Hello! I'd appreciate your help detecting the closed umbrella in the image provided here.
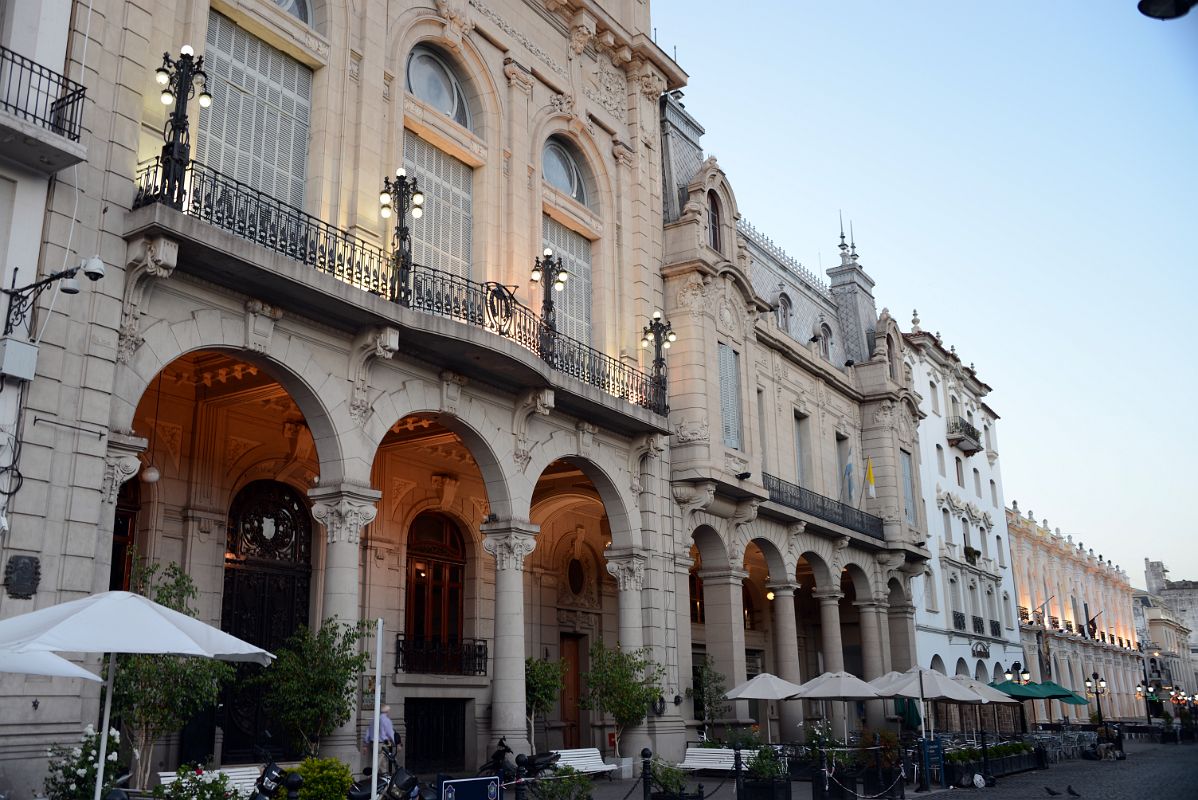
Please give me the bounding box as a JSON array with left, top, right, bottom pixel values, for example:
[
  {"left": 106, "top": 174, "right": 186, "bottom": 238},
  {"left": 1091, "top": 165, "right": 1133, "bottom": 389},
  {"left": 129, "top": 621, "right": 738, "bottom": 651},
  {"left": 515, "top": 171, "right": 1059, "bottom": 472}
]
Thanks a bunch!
[
  {"left": 0, "top": 591, "right": 273, "bottom": 800},
  {"left": 0, "top": 649, "right": 101, "bottom": 682},
  {"left": 724, "top": 673, "right": 806, "bottom": 742}
]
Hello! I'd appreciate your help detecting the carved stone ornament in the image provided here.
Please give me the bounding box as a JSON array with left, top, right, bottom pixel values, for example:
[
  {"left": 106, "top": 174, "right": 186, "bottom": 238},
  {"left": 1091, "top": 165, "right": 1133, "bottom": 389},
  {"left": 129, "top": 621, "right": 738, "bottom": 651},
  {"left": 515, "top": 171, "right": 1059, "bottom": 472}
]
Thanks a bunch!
[
  {"left": 676, "top": 272, "right": 712, "bottom": 318},
  {"left": 550, "top": 92, "right": 576, "bottom": 117},
  {"left": 440, "top": 370, "right": 467, "bottom": 414},
  {"left": 102, "top": 453, "right": 142, "bottom": 504},
  {"left": 576, "top": 420, "right": 597, "bottom": 453},
  {"left": 469, "top": 0, "right": 567, "bottom": 78},
  {"left": 513, "top": 388, "right": 553, "bottom": 473},
  {"left": 605, "top": 553, "right": 646, "bottom": 592},
  {"left": 569, "top": 10, "right": 596, "bottom": 55},
  {"left": 674, "top": 418, "right": 709, "bottom": 444},
  {"left": 503, "top": 58, "right": 533, "bottom": 94},
  {"left": 311, "top": 495, "right": 379, "bottom": 545},
  {"left": 434, "top": 0, "right": 475, "bottom": 50},
  {"left": 244, "top": 299, "right": 284, "bottom": 353},
  {"left": 349, "top": 326, "right": 400, "bottom": 425},
  {"left": 118, "top": 235, "right": 179, "bottom": 364},
  {"left": 672, "top": 480, "right": 716, "bottom": 521},
  {"left": 4, "top": 555, "right": 41, "bottom": 599},
  {"left": 483, "top": 531, "right": 536, "bottom": 571}
]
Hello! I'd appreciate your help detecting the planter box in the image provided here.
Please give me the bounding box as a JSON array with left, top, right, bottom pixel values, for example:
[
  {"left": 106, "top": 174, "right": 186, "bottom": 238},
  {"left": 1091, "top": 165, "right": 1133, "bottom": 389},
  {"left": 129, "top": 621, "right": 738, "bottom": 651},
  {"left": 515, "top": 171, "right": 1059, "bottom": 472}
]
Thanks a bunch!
[{"left": 743, "top": 779, "right": 792, "bottom": 800}]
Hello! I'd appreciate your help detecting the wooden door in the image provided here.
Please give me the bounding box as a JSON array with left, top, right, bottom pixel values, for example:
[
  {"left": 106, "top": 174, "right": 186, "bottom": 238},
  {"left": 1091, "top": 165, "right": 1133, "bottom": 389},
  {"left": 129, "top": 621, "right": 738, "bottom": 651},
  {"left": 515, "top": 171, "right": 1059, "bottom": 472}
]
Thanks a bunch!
[{"left": 560, "top": 635, "right": 581, "bottom": 748}]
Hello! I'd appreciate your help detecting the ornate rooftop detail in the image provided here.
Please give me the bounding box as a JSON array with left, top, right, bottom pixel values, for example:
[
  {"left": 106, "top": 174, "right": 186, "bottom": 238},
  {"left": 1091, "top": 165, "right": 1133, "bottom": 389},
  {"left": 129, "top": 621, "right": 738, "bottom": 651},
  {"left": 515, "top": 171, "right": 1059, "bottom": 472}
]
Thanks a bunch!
[{"left": 736, "top": 217, "right": 830, "bottom": 298}]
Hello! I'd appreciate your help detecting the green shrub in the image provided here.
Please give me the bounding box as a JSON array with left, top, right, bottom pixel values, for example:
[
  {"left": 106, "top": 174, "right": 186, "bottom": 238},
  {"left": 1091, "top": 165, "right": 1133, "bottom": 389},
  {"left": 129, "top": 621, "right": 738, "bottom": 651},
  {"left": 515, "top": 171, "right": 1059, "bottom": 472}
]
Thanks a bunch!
[
  {"left": 151, "top": 766, "right": 239, "bottom": 800},
  {"left": 532, "top": 766, "right": 592, "bottom": 800},
  {"left": 724, "top": 727, "right": 762, "bottom": 751},
  {"left": 296, "top": 757, "right": 354, "bottom": 800},
  {"left": 650, "top": 758, "right": 687, "bottom": 796},
  {"left": 746, "top": 746, "right": 785, "bottom": 780}
]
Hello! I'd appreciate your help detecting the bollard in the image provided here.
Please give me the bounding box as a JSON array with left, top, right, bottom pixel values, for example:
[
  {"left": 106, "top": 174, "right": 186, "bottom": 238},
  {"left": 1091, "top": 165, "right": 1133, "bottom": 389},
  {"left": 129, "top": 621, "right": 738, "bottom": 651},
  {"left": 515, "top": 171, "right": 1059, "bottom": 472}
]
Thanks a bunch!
[
  {"left": 515, "top": 754, "right": 528, "bottom": 800},
  {"left": 283, "top": 771, "right": 303, "bottom": 800},
  {"left": 733, "top": 745, "right": 743, "bottom": 799},
  {"left": 642, "top": 748, "right": 653, "bottom": 800}
]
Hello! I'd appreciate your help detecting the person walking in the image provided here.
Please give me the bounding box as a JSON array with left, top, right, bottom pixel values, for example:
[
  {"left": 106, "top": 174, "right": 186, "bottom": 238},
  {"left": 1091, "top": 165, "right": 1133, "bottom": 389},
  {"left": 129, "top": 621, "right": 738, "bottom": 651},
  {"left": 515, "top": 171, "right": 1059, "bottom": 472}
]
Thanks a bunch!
[{"left": 364, "top": 704, "right": 398, "bottom": 775}]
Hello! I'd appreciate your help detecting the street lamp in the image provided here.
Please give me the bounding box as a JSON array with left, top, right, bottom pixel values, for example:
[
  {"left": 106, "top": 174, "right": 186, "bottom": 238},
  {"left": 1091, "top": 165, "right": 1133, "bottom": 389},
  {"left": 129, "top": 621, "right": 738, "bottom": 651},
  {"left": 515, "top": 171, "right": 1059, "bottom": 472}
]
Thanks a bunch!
[
  {"left": 1004, "top": 662, "right": 1031, "bottom": 684},
  {"left": 1138, "top": 0, "right": 1198, "bottom": 19},
  {"left": 378, "top": 167, "right": 424, "bottom": 304},
  {"left": 155, "top": 45, "right": 212, "bottom": 208},
  {"left": 640, "top": 310, "right": 676, "bottom": 409},
  {"left": 531, "top": 248, "right": 568, "bottom": 361},
  {"left": 1085, "top": 672, "right": 1107, "bottom": 728}
]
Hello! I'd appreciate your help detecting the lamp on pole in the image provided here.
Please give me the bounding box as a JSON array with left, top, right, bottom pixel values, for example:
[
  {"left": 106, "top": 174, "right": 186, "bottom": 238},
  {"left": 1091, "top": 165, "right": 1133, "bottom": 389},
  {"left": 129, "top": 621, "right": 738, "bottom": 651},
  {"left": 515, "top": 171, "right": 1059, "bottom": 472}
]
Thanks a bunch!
[
  {"left": 379, "top": 168, "right": 424, "bottom": 304},
  {"left": 1085, "top": 672, "right": 1107, "bottom": 728},
  {"left": 640, "top": 310, "right": 676, "bottom": 408},
  {"left": 530, "top": 248, "right": 568, "bottom": 361},
  {"left": 154, "top": 45, "right": 212, "bottom": 208},
  {"left": 1005, "top": 662, "right": 1032, "bottom": 734}
]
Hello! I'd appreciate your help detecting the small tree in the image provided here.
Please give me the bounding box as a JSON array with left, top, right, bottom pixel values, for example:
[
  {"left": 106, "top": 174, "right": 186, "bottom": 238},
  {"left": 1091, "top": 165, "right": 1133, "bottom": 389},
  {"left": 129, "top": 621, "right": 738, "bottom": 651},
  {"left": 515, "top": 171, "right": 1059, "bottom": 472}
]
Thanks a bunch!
[
  {"left": 115, "top": 559, "right": 234, "bottom": 789},
  {"left": 686, "top": 656, "right": 728, "bottom": 739},
  {"left": 260, "top": 618, "right": 368, "bottom": 756},
  {"left": 580, "top": 642, "right": 664, "bottom": 758},
  {"left": 526, "top": 657, "right": 567, "bottom": 751}
]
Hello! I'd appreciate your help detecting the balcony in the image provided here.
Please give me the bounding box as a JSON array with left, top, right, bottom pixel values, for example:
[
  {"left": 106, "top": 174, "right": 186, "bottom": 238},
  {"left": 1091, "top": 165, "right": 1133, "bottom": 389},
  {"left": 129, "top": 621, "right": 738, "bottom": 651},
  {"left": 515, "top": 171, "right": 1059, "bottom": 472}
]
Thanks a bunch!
[
  {"left": 0, "top": 44, "right": 87, "bottom": 173},
  {"left": 953, "top": 611, "right": 966, "bottom": 631},
  {"left": 990, "top": 619, "right": 1002, "bottom": 637},
  {"left": 762, "top": 473, "right": 884, "bottom": 539},
  {"left": 1064, "top": 620, "right": 1074, "bottom": 633},
  {"left": 1018, "top": 605, "right": 1029, "bottom": 622},
  {"left": 972, "top": 615, "right": 985, "bottom": 635},
  {"left": 946, "top": 416, "right": 983, "bottom": 456},
  {"left": 130, "top": 157, "right": 667, "bottom": 427},
  {"left": 395, "top": 635, "right": 488, "bottom": 676}
]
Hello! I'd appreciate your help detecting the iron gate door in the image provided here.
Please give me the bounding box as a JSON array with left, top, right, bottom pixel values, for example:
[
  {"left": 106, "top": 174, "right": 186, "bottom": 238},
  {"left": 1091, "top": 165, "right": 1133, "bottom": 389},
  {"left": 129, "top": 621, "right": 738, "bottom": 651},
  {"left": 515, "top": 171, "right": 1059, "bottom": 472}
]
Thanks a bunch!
[{"left": 405, "top": 698, "right": 466, "bottom": 774}]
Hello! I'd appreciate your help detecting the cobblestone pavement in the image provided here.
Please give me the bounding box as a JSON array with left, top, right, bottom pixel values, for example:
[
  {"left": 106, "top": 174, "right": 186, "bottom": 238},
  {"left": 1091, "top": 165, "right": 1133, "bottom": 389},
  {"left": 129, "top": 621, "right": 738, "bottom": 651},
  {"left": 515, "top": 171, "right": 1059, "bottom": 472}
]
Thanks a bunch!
[{"left": 585, "top": 741, "right": 1198, "bottom": 800}]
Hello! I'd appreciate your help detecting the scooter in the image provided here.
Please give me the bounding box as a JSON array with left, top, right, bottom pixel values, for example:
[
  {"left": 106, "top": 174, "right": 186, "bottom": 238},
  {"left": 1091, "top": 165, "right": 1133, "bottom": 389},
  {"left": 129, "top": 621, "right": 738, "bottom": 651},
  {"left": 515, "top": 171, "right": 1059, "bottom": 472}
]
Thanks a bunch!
[
  {"left": 350, "top": 743, "right": 434, "bottom": 800},
  {"left": 476, "top": 738, "right": 516, "bottom": 782}
]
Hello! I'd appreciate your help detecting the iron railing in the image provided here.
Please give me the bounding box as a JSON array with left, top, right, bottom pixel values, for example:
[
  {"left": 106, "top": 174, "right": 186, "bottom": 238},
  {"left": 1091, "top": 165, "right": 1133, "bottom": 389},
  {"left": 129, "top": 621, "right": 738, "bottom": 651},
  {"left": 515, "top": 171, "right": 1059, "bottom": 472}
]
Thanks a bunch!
[
  {"left": 132, "top": 157, "right": 666, "bottom": 415},
  {"left": 395, "top": 635, "right": 488, "bottom": 676},
  {"left": 972, "top": 615, "right": 985, "bottom": 634},
  {"left": 762, "top": 473, "right": 884, "bottom": 539},
  {"left": 953, "top": 611, "right": 966, "bottom": 631},
  {"left": 0, "top": 44, "right": 86, "bottom": 141},
  {"left": 990, "top": 619, "right": 1002, "bottom": 637}
]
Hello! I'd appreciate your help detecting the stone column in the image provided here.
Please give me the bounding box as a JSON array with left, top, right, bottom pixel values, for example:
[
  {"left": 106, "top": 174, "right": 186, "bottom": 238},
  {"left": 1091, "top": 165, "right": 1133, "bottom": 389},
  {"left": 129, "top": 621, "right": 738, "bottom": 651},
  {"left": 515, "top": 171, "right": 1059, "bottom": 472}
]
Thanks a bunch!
[
  {"left": 856, "top": 601, "right": 886, "bottom": 729},
  {"left": 769, "top": 582, "right": 803, "bottom": 738},
  {"left": 814, "top": 588, "right": 845, "bottom": 734},
  {"left": 876, "top": 600, "right": 893, "bottom": 673},
  {"left": 309, "top": 482, "right": 381, "bottom": 767},
  {"left": 700, "top": 567, "right": 749, "bottom": 720},
  {"left": 887, "top": 603, "right": 917, "bottom": 672},
  {"left": 482, "top": 519, "right": 538, "bottom": 755},
  {"left": 608, "top": 549, "right": 650, "bottom": 755}
]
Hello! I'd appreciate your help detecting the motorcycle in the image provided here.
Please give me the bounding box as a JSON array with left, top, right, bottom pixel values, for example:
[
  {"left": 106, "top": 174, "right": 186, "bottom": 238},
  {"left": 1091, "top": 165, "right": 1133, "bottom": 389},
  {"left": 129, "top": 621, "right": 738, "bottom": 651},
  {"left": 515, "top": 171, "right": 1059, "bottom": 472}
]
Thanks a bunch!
[
  {"left": 350, "top": 742, "right": 435, "bottom": 800},
  {"left": 477, "top": 738, "right": 561, "bottom": 783}
]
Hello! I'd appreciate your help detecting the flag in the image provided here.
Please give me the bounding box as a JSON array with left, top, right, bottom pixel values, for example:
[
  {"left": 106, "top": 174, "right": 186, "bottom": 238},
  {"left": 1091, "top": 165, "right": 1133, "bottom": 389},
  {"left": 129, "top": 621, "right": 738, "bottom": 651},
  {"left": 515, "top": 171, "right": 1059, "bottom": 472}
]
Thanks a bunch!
[
  {"left": 865, "top": 458, "right": 876, "bottom": 499},
  {"left": 842, "top": 448, "right": 854, "bottom": 501}
]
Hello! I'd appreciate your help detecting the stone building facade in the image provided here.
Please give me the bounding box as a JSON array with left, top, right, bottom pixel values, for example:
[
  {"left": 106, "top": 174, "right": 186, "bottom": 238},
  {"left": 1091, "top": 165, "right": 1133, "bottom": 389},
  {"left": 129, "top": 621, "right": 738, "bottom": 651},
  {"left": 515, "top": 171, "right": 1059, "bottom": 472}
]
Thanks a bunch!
[
  {"left": 0, "top": 1, "right": 928, "bottom": 796},
  {"left": 1005, "top": 506, "right": 1142, "bottom": 723},
  {"left": 903, "top": 320, "right": 1022, "bottom": 686},
  {"left": 1133, "top": 588, "right": 1195, "bottom": 698},
  {"left": 1144, "top": 559, "right": 1198, "bottom": 689}
]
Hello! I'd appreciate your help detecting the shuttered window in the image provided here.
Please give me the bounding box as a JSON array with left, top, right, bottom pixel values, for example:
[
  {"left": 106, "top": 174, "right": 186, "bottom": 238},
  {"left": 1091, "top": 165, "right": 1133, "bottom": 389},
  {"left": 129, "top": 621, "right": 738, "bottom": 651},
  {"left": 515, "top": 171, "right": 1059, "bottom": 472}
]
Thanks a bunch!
[
  {"left": 405, "top": 132, "right": 473, "bottom": 280},
  {"left": 719, "top": 343, "right": 742, "bottom": 450},
  {"left": 198, "top": 12, "right": 311, "bottom": 209},
  {"left": 901, "top": 450, "right": 916, "bottom": 524},
  {"left": 542, "top": 215, "right": 592, "bottom": 346}
]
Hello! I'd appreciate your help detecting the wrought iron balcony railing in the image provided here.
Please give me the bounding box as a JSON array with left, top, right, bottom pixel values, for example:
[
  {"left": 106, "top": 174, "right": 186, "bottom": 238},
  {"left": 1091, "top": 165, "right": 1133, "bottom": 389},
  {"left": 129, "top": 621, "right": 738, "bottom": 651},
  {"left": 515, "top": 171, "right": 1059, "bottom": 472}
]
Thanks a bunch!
[
  {"left": 972, "top": 615, "right": 985, "bottom": 634},
  {"left": 132, "top": 157, "right": 666, "bottom": 415},
  {"left": 0, "top": 44, "right": 86, "bottom": 141},
  {"left": 953, "top": 611, "right": 966, "bottom": 631},
  {"left": 762, "top": 473, "right": 884, "bottom": 539},
  {"left": 990, "top": 619, "right": 1002, "bottom": 637},
  {"left": 1018, "top": 605, "right": 1030, "bottom": 621},
  {"left": 946, "top": 416, "right": 983, "bottom": 455},
  {"left": 395, "top": 634, "right": 488, "bottom": 676}
]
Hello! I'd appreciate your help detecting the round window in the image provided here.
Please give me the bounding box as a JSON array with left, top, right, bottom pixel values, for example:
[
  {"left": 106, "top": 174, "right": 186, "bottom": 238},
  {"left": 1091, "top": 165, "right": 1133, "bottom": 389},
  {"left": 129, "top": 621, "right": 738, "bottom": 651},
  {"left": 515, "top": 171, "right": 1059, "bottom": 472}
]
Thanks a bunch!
[
  {"left": 406, "top": 47, "right": 470, "bottom": 128},
  {"left": 542, "top": 140, "right": 586, "bottom": 205},
  {"left": 567, "top": 558, "right": 586, "bottom": 595}
]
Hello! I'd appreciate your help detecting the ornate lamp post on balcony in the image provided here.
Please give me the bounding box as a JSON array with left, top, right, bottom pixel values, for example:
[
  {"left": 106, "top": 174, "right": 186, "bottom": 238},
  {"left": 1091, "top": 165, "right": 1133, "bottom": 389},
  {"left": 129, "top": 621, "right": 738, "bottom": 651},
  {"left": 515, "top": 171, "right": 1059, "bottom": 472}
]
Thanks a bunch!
[
  {"left": 378, "top": 168, "right": 424, "bottom": 304},
  {"left": 154, "top": 45, "right": 212, "bottom": 209},
  {"left": 640, "top": 310, "right": 676, "bottom": 409},
  {"left": 530, "top": 248, "right": 568, "bottom": 361},
  {"left": 1085, "top": 672, "right": 1107, "bottom": 728}
]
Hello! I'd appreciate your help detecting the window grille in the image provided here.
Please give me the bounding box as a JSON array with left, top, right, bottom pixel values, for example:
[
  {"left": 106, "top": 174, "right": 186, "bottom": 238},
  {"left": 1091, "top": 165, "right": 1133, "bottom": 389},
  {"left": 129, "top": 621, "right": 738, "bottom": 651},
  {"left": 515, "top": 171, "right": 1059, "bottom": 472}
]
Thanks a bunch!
[
  {"left": 719, "top": 343, "right": 742, "bottom": 450},
  {"left": 542, "top": 215, "right": 592, "bottom": 346},
  {"left": 406, "top": 133, "right": 473, "bottom": 280}
]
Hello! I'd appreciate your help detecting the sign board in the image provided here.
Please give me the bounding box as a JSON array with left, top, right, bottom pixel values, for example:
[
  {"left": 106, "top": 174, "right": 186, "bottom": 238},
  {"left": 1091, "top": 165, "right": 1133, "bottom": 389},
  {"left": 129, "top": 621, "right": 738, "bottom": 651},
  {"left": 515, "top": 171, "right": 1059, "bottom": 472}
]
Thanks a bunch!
[
  {"left": 607, "top": 732, "right": 616, "bottom": 750},
  {"left": 442, "top": 776, "right": 500, "bottom": 800}
]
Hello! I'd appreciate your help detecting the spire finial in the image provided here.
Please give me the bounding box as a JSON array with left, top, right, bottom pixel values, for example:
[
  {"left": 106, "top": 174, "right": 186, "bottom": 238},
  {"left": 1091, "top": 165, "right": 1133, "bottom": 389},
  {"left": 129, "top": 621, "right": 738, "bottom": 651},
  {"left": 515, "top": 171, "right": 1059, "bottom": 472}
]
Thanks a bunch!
[
  {"left": 838, "top": 211, "right": 847, "bottom": 251},
  {"left": 911, "top": 309, "right": 921, "bottom": 332},
  {"left": 849, "top": 221, "right": 858, "bottom": 260}
]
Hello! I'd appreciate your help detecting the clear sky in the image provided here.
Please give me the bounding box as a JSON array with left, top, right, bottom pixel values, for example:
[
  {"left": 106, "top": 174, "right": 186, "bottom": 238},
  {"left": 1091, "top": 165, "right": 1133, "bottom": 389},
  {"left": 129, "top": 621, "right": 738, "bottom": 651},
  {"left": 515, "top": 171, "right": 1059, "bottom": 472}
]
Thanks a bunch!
[{"left": 651, "top": 1, "right": 1198, "bottom": 587}]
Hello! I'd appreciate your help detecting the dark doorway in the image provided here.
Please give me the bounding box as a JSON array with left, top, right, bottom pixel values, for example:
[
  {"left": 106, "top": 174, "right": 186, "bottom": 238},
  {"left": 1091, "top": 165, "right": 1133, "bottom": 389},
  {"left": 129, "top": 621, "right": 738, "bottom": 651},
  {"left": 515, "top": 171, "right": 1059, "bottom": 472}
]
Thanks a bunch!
[
  {"left": 218, "top": 480, "right": 313, "bottom": 763},
  {"left": 405, "top": 698, "right": 466, "bottom": 774},
  {"left": 560, "top": 635, "right": 583, "bottom": 748}
]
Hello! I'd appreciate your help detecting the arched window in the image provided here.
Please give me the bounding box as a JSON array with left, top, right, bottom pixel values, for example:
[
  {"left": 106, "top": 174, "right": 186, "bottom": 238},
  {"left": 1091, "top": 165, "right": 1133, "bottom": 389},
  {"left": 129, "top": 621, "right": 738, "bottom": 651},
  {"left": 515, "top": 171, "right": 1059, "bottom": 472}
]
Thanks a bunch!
[
  {"left": 707, "top": 191, "right": 722, "bottom": 253},
  {"left": 819, "top": 324, "right": 833, "bottom": 360},
  {"left": 742, "top": 583, "right": 756, "bottom": 630},
  {"left": 924, "top": 567, "right": 939, "bottom": 612},
  {"left": 542, "top": 137, "right": 595, "bottom": 345},
  {"left": 955, "top": 457, "right": 964, "bottom": 487},
  {"left": 543, "top": 138, "right": 588, "bottom": 206},
  {"left": 936, "top": 444, "right": 946, "bottom": 476},
  {"left": 775, "top": 294, "right": 792, "bottom": 334},
  {"left": 407, "top": 45, "right": 471, "bottom": 129},
  {"left": 110, "top": 479, "right": 140, "bottom": 591},
  {"left": 990, "top": 479, "right": 998, "bottom": 506},
  {"left": 973, "top": 468, "right": 982, "bottom": 497},
  {"left": 405, "top": 512, "right": 466, "bottom": 644},
  {"left": 273, "top": 0, "right": 309, "bottom": 23},
  {"left": 689, "top": 570, "right": 705, "bottom": 623},
  {"left": 942, "top": 508, "right": 953, "bottom": 543},
  {"left": 886, "top": 334, "right": 899, "bottom": 380}
]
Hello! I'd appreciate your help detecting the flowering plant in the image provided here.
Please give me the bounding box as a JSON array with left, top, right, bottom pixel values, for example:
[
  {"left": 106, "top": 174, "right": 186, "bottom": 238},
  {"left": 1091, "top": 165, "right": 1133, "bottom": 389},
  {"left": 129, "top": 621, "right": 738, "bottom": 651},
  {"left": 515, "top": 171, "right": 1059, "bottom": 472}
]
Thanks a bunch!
[
  {"left": 44, "top": 726, "right": 124, "bottom": 800},
  {"left": 151, "top": 766, "right": 241, "bottom": 800}
]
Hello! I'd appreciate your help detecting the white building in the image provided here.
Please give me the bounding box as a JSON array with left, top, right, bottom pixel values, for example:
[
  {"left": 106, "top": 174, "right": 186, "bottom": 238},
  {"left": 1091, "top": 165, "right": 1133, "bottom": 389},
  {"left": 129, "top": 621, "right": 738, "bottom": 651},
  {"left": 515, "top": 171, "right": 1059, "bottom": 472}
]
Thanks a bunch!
[{"left": 903, "top": 315, "right": 1022, "bottom": 684}]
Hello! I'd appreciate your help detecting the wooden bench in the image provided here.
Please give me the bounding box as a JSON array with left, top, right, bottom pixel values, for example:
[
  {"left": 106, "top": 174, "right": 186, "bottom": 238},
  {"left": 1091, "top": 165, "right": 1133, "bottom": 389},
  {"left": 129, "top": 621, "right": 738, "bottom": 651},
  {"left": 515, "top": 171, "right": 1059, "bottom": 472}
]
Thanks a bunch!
[
  {"left": 159, "top": 765, "right": 263, "bottom": 795},
  {"left": 676, "top": 747, "right": 758, "bottom": 772},
  {"left": 551, "top": 748, "right": 618, "bottom": 778}
]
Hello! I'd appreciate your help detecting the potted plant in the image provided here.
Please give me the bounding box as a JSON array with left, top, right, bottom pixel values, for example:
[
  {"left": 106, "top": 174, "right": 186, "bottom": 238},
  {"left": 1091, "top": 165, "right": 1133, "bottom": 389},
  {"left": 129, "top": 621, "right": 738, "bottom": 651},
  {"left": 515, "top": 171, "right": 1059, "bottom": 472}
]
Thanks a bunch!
[
  {"left": 581, "top": 641, "right": 665, "bottom": 778},
  {"left": 649, "top": 758, "right": 697, "bottom": 800},
  {"left": 534, "top": 766, "right": 593, "bottom": 800},
  {"left": 741, "top": 745, "right": 790, "bottom": 800}
]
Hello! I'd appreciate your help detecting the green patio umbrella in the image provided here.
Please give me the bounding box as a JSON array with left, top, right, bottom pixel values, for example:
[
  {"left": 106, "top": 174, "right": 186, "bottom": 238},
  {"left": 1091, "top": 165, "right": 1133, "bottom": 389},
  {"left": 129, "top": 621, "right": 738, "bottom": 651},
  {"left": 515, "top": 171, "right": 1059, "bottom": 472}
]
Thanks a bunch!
[
  {"left": 1038, "top": 680, "right": 1089, "bottom": 704},
  {"left": 990, "top": 680, "right": 1052, "bottom": 732}
]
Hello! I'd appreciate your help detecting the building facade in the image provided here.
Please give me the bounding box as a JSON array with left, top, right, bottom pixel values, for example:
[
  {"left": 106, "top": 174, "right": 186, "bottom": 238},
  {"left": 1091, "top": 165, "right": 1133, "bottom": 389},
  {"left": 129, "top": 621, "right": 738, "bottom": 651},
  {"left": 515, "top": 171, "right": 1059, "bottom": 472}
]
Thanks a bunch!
[
  {"left": 903, "top": 320, "right": 1022, "bottom": 686},
  {"left": 1144, "top": 559, "right": 1198, "bottom": 689},
  {"left": 0, "top": 1, "right": 932, "bottom": 796},
  {"left": 1133, "top": 589, "right": 1195, "bottom": 701},
  {"left": 1006, "top": 505, "right": 1141, "bottom": 723}
]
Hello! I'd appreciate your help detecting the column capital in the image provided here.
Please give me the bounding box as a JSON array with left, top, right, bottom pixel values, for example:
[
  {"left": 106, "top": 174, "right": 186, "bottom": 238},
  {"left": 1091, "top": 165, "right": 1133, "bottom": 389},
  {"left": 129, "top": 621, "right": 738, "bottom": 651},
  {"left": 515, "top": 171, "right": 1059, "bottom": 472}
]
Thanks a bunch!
[
  {"left": 605, "top": 549, "right": 648, "bottom": 592},
  {"left": 309, "top": 482, "right": 381, "bottom": 545},
  {"left": 482, "top": 520, "right": 538, "bottom": 571},
  {"left": 102, "top": 431, "right": 147, "bottom": 505},
  {"left": 766, "top": 581, "right": 800, "bottom": 598},
  {"left": 696, "top": 567, "right": 749, "bottom": 584},
  {"left": 812, "top": 587, "right": 845, "bottom": 603}
]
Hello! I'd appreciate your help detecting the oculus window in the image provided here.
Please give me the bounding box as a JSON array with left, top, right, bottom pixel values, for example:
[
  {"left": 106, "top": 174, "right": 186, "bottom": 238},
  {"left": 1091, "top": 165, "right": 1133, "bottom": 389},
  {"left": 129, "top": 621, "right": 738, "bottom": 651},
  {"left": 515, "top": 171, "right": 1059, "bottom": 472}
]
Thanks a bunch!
[
  {"left": 407, "top": 46, "right": 471, "bottom": 129},
  {"left": 543, "top": 139, "right": 588, "bottom": 206}
]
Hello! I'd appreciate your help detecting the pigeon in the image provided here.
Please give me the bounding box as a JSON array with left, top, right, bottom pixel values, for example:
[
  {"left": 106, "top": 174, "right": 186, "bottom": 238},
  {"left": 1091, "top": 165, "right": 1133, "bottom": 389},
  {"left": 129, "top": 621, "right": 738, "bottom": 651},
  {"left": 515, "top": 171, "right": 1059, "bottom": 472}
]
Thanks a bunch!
[
  {"left": 1045, "top": 789, "right": 1061, "bottom": 797},
  {"left": 1067, "top": 788, "right": 1081, "bottom": 798}
]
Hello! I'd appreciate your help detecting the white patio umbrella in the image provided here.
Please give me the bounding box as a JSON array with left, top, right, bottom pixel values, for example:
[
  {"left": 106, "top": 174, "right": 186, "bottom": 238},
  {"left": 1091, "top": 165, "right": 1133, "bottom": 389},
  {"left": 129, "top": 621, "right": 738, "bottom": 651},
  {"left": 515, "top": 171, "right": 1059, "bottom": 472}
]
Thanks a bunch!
[
  {"left": 791, "top": 671, "right": 881, "bottom": 742},
  {"left": 723, "top": 672, "right": 806, "bottom": 742},
  {"left": 951, "top": 675, "right": 1018, "bottom": 741},
  {"left": 0, "top": 591, "right": 274, "bottom": 800},
  {"left": 869, "top": 666, "right": 981, "bottom": 739},
  {"left": 0, "top": 649, "right": 101, "bottom": 681}
]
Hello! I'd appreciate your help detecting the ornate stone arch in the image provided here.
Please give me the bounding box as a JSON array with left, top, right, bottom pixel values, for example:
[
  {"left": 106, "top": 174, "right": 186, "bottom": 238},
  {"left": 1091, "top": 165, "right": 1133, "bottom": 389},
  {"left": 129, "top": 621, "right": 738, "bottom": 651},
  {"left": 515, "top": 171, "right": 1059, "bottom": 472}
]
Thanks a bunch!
[
  {"left": 742, "top": 534, "right": 789, "bottom": 583},
  {"left": 684, "top": 156, "right": 741, "bottom": 261},
  {"left": 523, "top": 444, "right": 638, "bottom": 551}
]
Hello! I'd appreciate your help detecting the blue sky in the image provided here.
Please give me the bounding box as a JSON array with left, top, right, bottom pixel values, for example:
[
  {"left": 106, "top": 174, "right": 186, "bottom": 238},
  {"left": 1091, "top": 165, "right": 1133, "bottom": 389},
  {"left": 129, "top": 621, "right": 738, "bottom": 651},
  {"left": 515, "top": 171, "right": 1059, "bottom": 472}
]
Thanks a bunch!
[{"left": 651, "top": 2, "right": 1198, "bottom": 586}]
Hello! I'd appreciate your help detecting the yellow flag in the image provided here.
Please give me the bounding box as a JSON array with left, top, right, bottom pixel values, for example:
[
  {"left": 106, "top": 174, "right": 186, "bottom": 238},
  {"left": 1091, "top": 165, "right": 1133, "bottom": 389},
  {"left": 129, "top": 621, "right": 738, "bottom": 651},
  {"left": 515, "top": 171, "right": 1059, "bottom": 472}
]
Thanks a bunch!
[{"left": 865, "top": 458, "right": 876, "bottom": 499}]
